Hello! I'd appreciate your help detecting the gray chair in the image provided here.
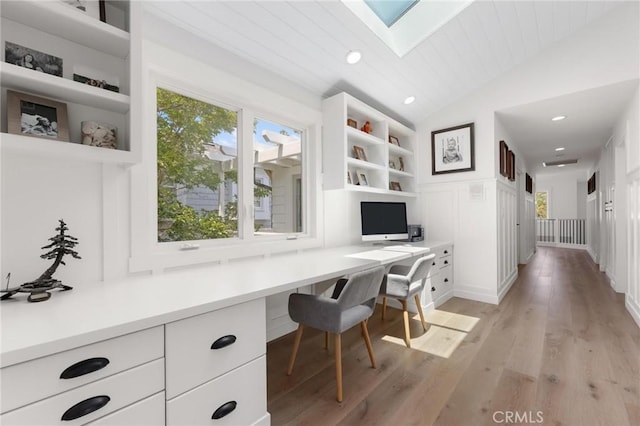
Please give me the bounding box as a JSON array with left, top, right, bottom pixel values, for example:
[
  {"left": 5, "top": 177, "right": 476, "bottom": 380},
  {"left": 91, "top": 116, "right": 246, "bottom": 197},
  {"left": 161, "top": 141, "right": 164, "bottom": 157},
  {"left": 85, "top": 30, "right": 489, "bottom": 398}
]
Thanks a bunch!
[
  {"left": 379, "top": 253, "right": 437, "bottom": 348},
  {"left": 287, "top": 265, "right": 385, "bottom": 402}
]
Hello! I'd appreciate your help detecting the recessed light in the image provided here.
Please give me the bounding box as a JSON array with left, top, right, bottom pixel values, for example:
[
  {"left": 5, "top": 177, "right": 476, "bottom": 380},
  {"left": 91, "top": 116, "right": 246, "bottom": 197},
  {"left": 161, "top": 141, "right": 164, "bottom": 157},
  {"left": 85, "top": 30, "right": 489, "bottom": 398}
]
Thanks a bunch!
[
  {"left": 555, "top": 147, "right": 565, "bottom": 151},
  {"left": 552, "top": 115, "right": 566, "bottom": 121},
  {"left": 558, "top": 164, "right": 565, "bottom": 167},
  {"left": 346, "top": 50, "right": 361, "bottom": 64},
  {"left": 403, "top": 96, "right": 415, "bottom": 105}
]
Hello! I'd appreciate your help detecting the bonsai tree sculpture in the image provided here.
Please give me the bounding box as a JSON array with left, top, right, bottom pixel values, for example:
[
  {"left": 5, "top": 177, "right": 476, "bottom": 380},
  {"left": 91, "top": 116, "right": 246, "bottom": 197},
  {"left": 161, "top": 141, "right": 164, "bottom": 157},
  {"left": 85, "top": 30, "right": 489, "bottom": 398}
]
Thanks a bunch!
[{"left": 1, "top": 219, "right": 80, "bottom": 302}]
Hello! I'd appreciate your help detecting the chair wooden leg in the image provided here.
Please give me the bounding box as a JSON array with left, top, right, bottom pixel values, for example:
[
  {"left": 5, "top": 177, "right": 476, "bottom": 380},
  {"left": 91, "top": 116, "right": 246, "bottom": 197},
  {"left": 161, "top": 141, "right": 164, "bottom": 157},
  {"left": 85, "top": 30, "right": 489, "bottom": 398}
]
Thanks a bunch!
[
  {"left": 414, "top": 294, "right": 428, "bottom": 332},
  {"left": 401, "top": 299, "right": 411, "bottom": 348},
  {"left": 287, "top": 324, "right": 304, "bottom": 375},
  {"left": 381, "top": 296, "right": 387, "bottom": 320},
  {"left": 360, "top": 321, "right": 376, "bottom": 368},
  {"left": 324, "top": 331, "right": 329, "bottom": 350},
  {"left": 335, "top": 333, "right": 343, "bottom": 402}
]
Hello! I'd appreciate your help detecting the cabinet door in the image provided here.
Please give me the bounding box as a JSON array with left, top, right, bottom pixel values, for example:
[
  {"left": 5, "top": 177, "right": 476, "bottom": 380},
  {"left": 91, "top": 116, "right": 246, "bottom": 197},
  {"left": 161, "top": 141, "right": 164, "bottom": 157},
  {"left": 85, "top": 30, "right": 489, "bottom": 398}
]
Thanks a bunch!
[{"left": 166, "top": 356, "right": 267, "bottom": 426}]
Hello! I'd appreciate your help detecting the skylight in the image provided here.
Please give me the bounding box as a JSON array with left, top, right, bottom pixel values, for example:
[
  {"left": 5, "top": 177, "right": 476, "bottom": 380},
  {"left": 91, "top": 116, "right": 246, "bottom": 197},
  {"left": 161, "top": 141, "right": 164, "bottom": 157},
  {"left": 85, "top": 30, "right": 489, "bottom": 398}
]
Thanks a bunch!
[
  {"left": 342, "top": 0, "right": 473, "bottom": 58},
  {"left": 364, "top": 0, "right": 418, "bottom": 27}
]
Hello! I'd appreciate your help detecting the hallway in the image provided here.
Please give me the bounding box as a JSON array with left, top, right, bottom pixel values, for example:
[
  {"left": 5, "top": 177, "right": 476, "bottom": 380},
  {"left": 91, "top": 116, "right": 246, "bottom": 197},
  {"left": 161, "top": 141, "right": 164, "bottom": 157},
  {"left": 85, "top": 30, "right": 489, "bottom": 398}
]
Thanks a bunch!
[{"left": 266, "top": 247, "right": 640, "bottom": 425}]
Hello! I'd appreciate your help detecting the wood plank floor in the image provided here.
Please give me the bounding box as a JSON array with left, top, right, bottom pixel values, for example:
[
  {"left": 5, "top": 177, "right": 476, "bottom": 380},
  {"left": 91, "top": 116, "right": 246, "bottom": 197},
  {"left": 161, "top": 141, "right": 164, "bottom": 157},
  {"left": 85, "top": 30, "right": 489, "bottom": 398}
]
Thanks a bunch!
[{"left": 266, "top": 247, "right": 640, "bottom": 425}]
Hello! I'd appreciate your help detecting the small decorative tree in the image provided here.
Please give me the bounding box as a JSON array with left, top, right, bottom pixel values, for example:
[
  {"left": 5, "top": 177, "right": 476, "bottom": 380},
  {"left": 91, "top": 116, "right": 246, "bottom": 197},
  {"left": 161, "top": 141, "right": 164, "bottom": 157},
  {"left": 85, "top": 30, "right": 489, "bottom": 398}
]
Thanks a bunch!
[{"left": 1, "top": 219, "right": 80, "bottom": 302}]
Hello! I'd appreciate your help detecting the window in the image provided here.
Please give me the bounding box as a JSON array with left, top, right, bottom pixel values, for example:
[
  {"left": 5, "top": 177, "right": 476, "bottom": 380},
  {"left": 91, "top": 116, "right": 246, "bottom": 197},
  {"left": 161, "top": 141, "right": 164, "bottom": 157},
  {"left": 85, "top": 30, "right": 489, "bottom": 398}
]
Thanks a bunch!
[
  {"left": 156, "top": 88, "right": 239, "bottom": 242},
  {"left": 536, "top": 192, "right": 548, "bottom": 219},
  {"left": 253, "top": 118, "right": 304, "bottom": 236}
]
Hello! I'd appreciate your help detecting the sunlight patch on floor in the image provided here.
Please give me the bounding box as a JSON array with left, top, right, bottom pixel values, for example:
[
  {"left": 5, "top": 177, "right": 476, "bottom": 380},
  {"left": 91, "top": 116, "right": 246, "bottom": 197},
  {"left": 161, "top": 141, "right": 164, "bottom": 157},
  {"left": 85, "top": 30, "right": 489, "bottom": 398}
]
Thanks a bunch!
[
  {"left": 424, "top": 309, "right": 480, "bottom": 332},
  {"left": 382, "top": 325, "right": 467, "bottom": 358}
]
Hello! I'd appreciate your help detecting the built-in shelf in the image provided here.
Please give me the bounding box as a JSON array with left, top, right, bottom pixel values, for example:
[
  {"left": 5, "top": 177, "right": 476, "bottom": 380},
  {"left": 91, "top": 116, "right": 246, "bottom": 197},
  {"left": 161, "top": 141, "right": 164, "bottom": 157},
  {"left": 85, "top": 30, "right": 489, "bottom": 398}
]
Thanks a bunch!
[
  {"left": 1, "top": 63, "right": 130, "bottom": 113},
  {"left": 323, "top": 92, "right": 416, "bottom": 195},
  {"left": 0, "top": 132, "right": 136, "bottom": 165},
  {"left": 1, "top": 0, "right": 130, "bottom": 58}
]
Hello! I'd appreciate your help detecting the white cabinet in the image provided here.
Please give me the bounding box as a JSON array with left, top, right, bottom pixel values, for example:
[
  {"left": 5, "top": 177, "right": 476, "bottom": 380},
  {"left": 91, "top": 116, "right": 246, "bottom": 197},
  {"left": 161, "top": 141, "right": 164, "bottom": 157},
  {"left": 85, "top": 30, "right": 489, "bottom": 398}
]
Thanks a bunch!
[
  {"left": 322, "top": 92, "right": 416, "bottom": 196},
  {"left": 0, "top": 0, "right": 138, "bottom": 164},
  {"left": 429, "top": 245, "right": 454, "bottom": 307}
]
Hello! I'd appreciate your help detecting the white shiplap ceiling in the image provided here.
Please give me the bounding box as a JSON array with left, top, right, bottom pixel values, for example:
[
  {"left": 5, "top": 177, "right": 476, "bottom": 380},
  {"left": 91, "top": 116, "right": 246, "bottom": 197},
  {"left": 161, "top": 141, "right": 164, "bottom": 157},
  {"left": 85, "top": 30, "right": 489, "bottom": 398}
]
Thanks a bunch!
[{"left": 145, "top": 0, "right": 623, "bottom": 128}]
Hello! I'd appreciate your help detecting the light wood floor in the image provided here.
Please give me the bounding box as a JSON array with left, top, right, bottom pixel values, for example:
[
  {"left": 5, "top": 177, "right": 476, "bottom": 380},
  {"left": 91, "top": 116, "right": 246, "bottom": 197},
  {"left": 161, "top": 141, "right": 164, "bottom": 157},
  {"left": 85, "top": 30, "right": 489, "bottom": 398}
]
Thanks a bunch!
[{"left": 266, "top": 247, "right": 640, "bottom": 425}]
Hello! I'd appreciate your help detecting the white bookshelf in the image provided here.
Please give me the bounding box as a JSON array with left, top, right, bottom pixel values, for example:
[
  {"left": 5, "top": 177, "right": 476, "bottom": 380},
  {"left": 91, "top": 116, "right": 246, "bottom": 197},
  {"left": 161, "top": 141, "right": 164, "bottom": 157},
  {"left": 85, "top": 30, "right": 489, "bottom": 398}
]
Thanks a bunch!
[
  {"left": 0, "top": 0, "right": 137, "bottom": 164},
  {"left": 322, "top": 92, "right": 416, "bottom": 196}
]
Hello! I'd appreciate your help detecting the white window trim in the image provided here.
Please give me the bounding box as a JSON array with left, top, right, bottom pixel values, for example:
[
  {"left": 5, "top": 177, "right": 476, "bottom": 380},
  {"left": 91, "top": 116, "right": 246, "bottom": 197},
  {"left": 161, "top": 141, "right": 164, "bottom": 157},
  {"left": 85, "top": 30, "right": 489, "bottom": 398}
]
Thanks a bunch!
[{"left": 130, "top": 43, "right": 322, "bottom": 273}]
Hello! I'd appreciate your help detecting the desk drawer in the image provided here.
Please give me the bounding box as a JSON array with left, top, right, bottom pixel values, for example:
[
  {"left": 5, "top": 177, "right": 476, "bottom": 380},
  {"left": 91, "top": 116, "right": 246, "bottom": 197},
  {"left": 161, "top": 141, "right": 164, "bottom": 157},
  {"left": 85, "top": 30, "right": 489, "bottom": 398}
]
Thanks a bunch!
[
  {"left": 166, "top": 356, "right": 266, "bottom": 426},
  {"left": 165, "top": 299, "right": 265, "bottom": 399},
  {"left": 88, "top": 392, "right": 165, "bottom": 425},
  {"left": 437, "top": 265, "right": 453, "bottom": 290},
  {"left": 1, "top": 326, "right": 163, "bottom": 414},
  {"left": 437, "top": 255, "right": 451, "bottom": 269},
  {"left": 0, "top": 359, "right": 164, "bottom": 426}
]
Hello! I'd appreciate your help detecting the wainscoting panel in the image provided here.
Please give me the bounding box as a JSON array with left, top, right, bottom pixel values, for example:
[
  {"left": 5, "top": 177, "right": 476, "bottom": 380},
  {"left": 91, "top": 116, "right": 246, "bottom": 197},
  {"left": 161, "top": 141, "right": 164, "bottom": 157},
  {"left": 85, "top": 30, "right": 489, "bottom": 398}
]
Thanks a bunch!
[
  {"left": 626, "top": 168, "right": 640, "bottom": 327},
  {"left": 497, "top": 180, "right": 518, "bottom": 300},
  {"left": 587, "top": 192, "right": 599, "bottom": 263}
]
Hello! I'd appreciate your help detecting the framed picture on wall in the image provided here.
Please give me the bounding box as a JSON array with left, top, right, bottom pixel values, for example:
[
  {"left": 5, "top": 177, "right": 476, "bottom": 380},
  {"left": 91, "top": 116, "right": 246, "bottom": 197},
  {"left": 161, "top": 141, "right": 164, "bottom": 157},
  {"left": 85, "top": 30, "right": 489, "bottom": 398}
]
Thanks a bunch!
[
  {"left": 431, "top": 122, "right": 475, "bottom": 175},
  {"left": 499, "top": 140, "right": 508, "bottom": 177},
  {"left": 509, "top": 151, "right": 516, "bottom": 181}
]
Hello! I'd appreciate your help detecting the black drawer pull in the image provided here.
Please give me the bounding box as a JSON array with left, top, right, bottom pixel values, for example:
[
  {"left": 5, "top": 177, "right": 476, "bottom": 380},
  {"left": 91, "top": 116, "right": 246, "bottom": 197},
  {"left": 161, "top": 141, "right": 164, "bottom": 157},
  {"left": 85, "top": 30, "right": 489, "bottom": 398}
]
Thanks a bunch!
[
  {"left": 61, "top": 395, "right": 110, "bottom": 421},
  {"left": 444, "top": 278, "right": 449, "bottom": 283},
  {"left": 60, "top": 357, "right": 110, "bottom": 379},
  {"left": 431, "top": 286, "right": 436, "bottom": 292},
  {"left": 211, "top": 335, "right": 237, "bottom": 350},
  {"left": 432, "top": 262, "right": 436, "bottom": 266},
  {"left": 212, "top": 401, "right": 237, "bottom": 419},
  {"left": 444, "top": 260, "right": 449, "bottom": 265},
  {"left": 444, "top": 250, "right": 448, "bottom": 254}
]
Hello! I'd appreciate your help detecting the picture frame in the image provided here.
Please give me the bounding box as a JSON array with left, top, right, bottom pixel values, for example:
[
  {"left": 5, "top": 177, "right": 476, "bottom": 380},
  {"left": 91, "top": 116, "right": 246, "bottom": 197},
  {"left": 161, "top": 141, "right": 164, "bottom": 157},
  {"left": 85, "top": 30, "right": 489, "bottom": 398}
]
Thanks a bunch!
[
  {"left": 525, "top": 173, "right": 533, "bottom": 193},
  {"left": 389, "top": 160, "right": 396, "bottom": 169},
  {"left": 347, "top": 118, "right": 357, "bottom": 129},
  {"left": 73, "top": 73, "right": 119, "bottom": 92},
  {"left": 4, "top": 42, "right": 63, "bottom": 77},
  {"left": 431, "top": 122, "right": 475, "bottom": 175},
  {"left": 390, "top": 181, "right": 402, "bottom": 191},
  {"left": 347, "top": 170, "right": 358, "bottom": 186},
  {"left": 60, "top": 0, "right": 106, "bottom": 22},
  {"left": 508, "top": 150, "right": 515, "bottom": 181},
  {"left": 7, "top": 90, "right": 70, "bottom": 142},
  {"left": 353, "top": 145, "right": 367, "bottom": 161},
  {"left": 398, "top": 156, "right": 405, "bottom": 172},
  {"left": 356, "top": 170, "right": 369, "bottom": 186},
  {"left": 388, "top": 135, "right": 400, "bottom": 146},
  {"left": 499, "top": 140, "right": 508, "bottom": 177}
]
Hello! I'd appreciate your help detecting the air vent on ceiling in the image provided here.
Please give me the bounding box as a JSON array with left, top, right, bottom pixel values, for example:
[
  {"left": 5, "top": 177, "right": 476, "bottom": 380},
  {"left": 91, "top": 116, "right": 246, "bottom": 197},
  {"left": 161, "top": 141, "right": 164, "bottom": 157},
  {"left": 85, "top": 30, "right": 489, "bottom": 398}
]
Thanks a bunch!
[{"left": 543, "top": 159, "right": 578, "bottom": 167}]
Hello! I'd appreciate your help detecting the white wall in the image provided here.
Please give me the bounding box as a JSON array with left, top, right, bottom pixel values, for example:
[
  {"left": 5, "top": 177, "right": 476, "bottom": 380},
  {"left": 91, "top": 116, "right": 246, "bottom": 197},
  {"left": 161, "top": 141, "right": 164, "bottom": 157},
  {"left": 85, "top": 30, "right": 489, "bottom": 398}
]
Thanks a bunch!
[
  {"left": 536, "top": 169, "right": 587, "bottom": 219},
  {"left": 416, "top": 3, "right": 638, "bottom": 304},
  {"left": 577, "top": 182, "right": 587, "bottom": 219}
]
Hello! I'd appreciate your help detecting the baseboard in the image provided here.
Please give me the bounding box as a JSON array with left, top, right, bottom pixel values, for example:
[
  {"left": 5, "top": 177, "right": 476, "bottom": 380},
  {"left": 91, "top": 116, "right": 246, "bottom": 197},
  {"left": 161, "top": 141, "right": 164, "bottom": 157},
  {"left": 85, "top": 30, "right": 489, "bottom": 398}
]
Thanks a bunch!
[
  {"left": 433, "top": 289, "right": 454, "bottom": 307},
  {"left": 453, "top": 285, "right": 499, "bottom": 305},
  {"left": 626, "top": 296, "right": 640, "bottom": 329},
  {"left": 521, "top": 250, "right": 534, "bottom": 265},
  {"left": 498, "top": 269, "right": 518, "bottom": 302},
  {"left": 587, "top": 246, "right": 597, "bottom": 263},
  {"left": 253, "top": 413, "right": 271, "bottom": 426}
]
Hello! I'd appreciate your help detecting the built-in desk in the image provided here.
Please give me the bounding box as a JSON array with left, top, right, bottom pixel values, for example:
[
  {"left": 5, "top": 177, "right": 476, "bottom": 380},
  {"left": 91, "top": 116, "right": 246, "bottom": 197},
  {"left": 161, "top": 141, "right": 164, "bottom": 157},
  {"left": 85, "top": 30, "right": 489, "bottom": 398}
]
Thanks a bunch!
[{"left": 0, "top": 241, "right": 448, "bottom": 425}]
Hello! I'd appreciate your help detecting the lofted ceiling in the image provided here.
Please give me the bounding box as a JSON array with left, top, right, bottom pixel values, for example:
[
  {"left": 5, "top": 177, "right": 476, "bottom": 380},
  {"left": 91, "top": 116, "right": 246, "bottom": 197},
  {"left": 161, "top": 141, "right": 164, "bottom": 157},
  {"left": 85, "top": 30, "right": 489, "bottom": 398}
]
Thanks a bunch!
[
  {"left": 496, "top": 79, "right": 638, "bottom": 178},
  {"left": 145, "top": 0, "right": 622, "bottom": 127}
]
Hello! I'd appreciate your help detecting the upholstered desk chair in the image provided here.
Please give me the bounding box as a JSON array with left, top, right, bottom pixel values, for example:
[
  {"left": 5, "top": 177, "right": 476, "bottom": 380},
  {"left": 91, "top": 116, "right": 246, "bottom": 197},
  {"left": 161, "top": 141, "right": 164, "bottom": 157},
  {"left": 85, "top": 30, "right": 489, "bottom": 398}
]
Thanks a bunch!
[
  {"left": 287, "top": 266, "right": 385, "bottom": 402},
  {"left": 379, "top": 253, "right": 437, "bottom": 348}
]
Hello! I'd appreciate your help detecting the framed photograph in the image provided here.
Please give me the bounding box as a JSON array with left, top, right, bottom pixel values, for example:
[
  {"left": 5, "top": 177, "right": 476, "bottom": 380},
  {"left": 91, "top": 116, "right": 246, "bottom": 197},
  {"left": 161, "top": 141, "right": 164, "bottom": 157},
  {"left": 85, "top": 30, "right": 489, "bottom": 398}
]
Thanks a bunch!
[
  {"left": 431, "top": 122, "right": 475, "bottom": 175},
  {"left": 7, "top": 90, "right": 70, "bottom": 142},
  {"left": 347, "top": 170, "right": 358, "bottom": 186},
  {"left": 353, "top": 145, "right": 367, "bottom": 161},
  {"left": 356, "top": 170, "right": 369, "bottom": 186},
  {"left": 347, "top": 118, "right": 357, "bottom": 129},
  {"left": 398, "top": 156, "right": 405, "bottom": 172},
  {"left": 390, "top": 181, "right": 402, "bottom": 191},
  {"left": 389, "top": 160, "right": 396, "bottom": 169},
  {"left": 525, "top": 173, "right": 533, "bottom": 193},
  {"left": 509, "top": 151, "right": 516, "bottom": 181},
  {"left": 60, "top": 0, "right": 106, "bottom": 22},
  {"left": 5, "top": 42, "right": 63, "bottom": 77},
  {"left": 73, "top": 74, "right": 119, "bottom": 92},
  {"left": 499, "top": 140, "right": 508, "bottom": 177},
  {"left": 388, "top": 135, "right": 400, "bottom": 146}
]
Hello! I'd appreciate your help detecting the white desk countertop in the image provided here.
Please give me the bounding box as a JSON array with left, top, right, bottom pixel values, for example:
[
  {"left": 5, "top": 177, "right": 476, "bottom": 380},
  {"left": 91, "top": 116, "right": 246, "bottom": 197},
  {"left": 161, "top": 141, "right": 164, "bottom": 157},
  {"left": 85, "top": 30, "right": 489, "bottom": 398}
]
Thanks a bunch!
[{"left": 0, "top": 241, "right": 448, "bottom": 367}]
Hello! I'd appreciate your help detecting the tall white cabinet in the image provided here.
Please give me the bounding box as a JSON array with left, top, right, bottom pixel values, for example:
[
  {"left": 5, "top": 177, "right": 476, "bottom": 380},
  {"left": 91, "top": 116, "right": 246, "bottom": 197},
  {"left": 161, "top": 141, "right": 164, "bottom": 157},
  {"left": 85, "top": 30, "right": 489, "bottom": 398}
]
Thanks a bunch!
[{"left": 322, "top": 92, "right": 416, "bottom": 197}]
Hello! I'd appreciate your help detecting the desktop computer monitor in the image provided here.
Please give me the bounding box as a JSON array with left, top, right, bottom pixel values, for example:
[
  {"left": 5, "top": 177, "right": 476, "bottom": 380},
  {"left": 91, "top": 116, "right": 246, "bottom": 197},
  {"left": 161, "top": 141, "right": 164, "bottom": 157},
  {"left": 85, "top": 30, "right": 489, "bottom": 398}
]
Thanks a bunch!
[{"left": 360, "top": 201, "right": 408, "bottom": 242}]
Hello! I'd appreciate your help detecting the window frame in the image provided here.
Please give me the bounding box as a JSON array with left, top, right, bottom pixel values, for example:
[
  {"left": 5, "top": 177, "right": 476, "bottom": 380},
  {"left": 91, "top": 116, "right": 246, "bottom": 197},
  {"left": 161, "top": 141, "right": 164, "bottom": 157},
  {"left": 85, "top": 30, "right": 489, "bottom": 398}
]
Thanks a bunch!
[
  {"left": 129, "top": 62, "right": 322, "bottom": 273},
  {"left": 535, "top": 191, "right": 549, "bottom": 219}
]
